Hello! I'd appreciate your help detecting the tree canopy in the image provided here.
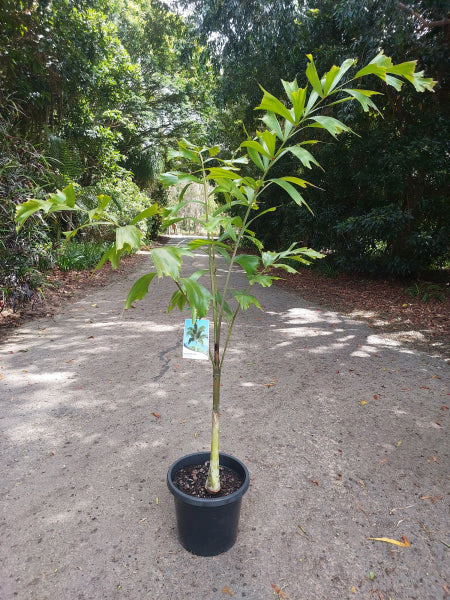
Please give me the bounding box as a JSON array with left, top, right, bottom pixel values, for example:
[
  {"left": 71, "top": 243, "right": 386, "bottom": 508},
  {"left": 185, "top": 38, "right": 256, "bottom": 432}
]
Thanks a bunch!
[{"left": 1, "top": 0, "right": 448, "bottom": 301}]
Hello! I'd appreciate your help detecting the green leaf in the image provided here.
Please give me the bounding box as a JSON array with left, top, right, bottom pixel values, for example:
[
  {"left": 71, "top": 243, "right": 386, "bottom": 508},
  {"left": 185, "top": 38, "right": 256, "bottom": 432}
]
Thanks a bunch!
[
  {"left": 116, "top": 225, "right": 142, "bottom": 251},
  {"left": 97, "top": 194, "right": 111, "bottom": 212},
  {"left": 179, "top": 277, "right": 212, "bottom": 320},
  {"left": 207, "top": 167, "right": 241, "bottom": 180},
  {"left": 95, "top": 244, "right": 121, "bottom": 271},
  {"left": 216, "top": 246, "right": 232, "bottom": 264},
  {"left": 241, "top": 140, "right": 272, "bottom": 159},
  {"left": 150, "top": 246, "right": 192, "bottom": 279},
  {"left": 234, "top": 254, "right": 260, "bottom": 275},
  {"left": 323, "top": 65, "right": 340, "bottom": 96},
  {"left": 243, "top": 235, "right": 264, "bottom": 251},
  {"left": 307, "top": 115, "right": 353, "bottom": 138},
  {"left": 389, "top": 60, "right": 417, "bottom": 77},
  {"left": 323, "top": 58, "right": 356, "bottom": 95},
  {"left": 280, "top": 176, "right": 309, "bottom": 188},
  {"left": 130, "top": 204, "right": 159, "bottom": 225},
  {"left": 342, "top": 89, "right": 381, "bottom": 112},
  {"left": 231, "top": 290, "right": 262, "bottom": 311},
  {"left": 269, "top": 178, "right": 311, "bottom": 210},
  {"left": 188, "top": 238, "right": 233, "bottom": 253},
  {"left": 293, "top": 247, "right": 325, "bottom": 260},
  {"left": 212, "top": 178, "right": 248, "bottom": 202},
  {"left": 189, "top": 269, "right": 209, "bottom": 281},
  {"left": 172, "top": 141, "right": 201, "bottom": 163},
  {"left": 208, "top": 145, "right": 221, "bottom": 157},
  {"left": 259, "top": 130, "right": 277, "bottom": 158},
  {"left": 160, "top": 171, "right": 201, "bottom": 188},
  {"left": 384, "top": 75, "right": 403, "bottom": 91},
  {"left": 305, "top": 54, "right": 323, "bottom": 98},
  {"left": 281, "top": 78, "right": 299, "bottom": 100},
  {"left": 273, "top": 263, "right": 297, "bottom": 274},
  {"left": 404, "top": 72, "right": 435, "bottom": 93},
  {"left": 261, "top": 250, "right": 278, "bottom": 268},
  {"left": 124, "top": 273, "right": 157, "bottom": 309},
  {"left": 168, "top": 289, "right": 187, "bottom": 313},
  {"left": 261, "top": 111, "right": 284, "bottom": 141},
  {"left": 249, "top": 273, "right": 278, "bottom": 287},
  {"left": 255, "top": 87, "right": 295, "bottom": 123},
  {"left": 245, "top": 146, "right": 266, "bottom": 171},
  {"left": 62, "top": 183, "right": 76, "bottom": 208},
  {"left": 291, "top": 87, "right": 307, "bottom": 122},
  {"left": 160, "top": 171, "right": 180, "bottom": 187},
  {"left": 304, "top": 89, "right": 320, "bottom": 116},
  {"left": 355, "top": 51, "right": 392, "bottom": 79},
  {"left": 283, "top": 146, "right": 321, "bottom": 169},
  {"left": 15, "top": 200, "right": 45, "bottom": 229}
]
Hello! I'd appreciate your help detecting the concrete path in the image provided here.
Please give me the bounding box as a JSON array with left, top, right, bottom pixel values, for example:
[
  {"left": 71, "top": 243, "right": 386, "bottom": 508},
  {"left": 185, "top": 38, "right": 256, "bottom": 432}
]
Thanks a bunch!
[{"left": 1, "top": 242, "right": 448, "bottom": 600}]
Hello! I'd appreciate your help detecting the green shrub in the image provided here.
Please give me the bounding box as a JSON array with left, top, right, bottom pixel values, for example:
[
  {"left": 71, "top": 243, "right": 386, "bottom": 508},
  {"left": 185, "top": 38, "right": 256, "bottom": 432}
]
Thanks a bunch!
[{"left": 55, "top": 240, "right": 111, "bottom": 271}]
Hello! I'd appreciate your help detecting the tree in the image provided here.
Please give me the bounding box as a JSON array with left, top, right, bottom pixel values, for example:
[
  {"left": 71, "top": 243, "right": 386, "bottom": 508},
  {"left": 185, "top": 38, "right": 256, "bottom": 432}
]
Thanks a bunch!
[{"left": 17, "top": 53, "right": 435, "bottom": 494}]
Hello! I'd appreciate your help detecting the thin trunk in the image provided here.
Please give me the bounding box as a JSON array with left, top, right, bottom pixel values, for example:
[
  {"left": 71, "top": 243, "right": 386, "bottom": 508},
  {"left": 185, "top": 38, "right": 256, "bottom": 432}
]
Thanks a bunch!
[{"left": 206, "top": 345, "right": 221, "bottom": 493}]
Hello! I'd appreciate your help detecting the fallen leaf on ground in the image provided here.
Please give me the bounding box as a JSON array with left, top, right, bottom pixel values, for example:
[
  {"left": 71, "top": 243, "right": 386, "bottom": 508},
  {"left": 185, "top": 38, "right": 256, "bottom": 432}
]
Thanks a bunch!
[
  {"left": 271, "top": 583, "right": 289, "bottom": 599},
  {"left": 360, "top": 400, "right": 367, "bottom": 406},
  {"left": 222, "top": 586, "right": 233, "bottom": 596},
  {"left": 368, "top": 535, "right": 410, "bottom": 547},
  {"left": 311, "top": 480, "right": 320, "bottom": 486},
  {"left": 441, "top": 406, "right": 448, "bottom": 410},
  {"left": 351, "top": 586, "right": 356, "bottom": 594},
  {"left": 151, "top": 412, "right": 161, "bottom": 418},
  {"left": 297, "top": 524, "right": 314, "bottom": 541},
  {"left": 265, "top": 379, "right": 277, "bottom": 387},
  {"left": 420, "top": 494, "right": 443, "bottom": 503}
]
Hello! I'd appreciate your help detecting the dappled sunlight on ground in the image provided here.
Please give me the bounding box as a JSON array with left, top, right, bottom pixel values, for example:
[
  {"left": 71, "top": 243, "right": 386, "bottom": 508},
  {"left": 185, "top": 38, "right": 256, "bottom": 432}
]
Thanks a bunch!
[{"left": 1, "top": 248, "right": 448, "bottom": 600}]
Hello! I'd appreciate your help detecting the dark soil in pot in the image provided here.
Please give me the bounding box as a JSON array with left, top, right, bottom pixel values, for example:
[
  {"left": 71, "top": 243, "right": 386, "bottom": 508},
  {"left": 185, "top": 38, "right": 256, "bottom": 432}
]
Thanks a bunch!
[{"left": 172, "top": 461, "right": 244, "bottom": 498}]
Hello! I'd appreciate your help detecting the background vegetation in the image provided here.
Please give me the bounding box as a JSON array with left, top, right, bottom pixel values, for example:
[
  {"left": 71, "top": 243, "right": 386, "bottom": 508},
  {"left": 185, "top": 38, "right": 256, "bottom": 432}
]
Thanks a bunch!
[{"left": 1, "top": 0, "right": 448, "bottom": 309}]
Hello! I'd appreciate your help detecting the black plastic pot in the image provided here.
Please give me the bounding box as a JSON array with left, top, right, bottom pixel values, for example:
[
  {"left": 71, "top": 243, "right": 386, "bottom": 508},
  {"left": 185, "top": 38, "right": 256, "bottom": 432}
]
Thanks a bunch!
[{"left": 167, "top": 452, "right": 250, "bottom": 556}]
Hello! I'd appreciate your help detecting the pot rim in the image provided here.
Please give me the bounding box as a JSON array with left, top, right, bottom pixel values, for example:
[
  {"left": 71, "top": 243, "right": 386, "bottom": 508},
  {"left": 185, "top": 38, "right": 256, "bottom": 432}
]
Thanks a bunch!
[{"left": 167, "top": 451, "right": 250, "bottom": 507}]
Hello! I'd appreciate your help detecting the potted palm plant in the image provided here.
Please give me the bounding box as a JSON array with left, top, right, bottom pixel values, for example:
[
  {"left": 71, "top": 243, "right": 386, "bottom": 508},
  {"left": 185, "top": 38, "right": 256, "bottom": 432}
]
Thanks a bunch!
[{"left": 16, "top": 53, "right": 434, "bottom": 555}]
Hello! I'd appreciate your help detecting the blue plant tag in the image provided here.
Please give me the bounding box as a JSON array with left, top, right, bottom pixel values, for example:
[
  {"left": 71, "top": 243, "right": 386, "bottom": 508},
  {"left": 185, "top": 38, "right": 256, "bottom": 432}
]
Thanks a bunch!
[{"left": 183, "top": 319, "right": 210, "bottom": 360}]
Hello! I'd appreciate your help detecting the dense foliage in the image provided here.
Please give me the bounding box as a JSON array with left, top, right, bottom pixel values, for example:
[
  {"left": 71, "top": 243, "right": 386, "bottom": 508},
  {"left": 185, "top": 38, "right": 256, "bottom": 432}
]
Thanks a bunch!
[
  {"left": 1, "top": 0, "right": 448, "bottom": 306},
  {"left": 0, "top": 0, "right": 214, "bottom": 304},
  {"left": 182, "top": 0, "right": 449, "bottom": 276}
]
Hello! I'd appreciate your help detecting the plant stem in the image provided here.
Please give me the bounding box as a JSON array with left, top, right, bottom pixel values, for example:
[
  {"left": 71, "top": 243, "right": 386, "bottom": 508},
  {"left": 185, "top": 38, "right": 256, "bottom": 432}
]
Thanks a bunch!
[
  {"left": 199, "top": 150, "right": 222, "bottom": 493},
  {"left": 206, "top": 355, "right": 221, "bottom": 493}
]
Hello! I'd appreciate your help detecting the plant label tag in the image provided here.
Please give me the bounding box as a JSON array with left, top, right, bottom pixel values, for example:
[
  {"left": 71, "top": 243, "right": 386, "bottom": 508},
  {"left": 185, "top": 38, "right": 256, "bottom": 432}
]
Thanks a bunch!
[{"left": 183, "top": 319, "right": 209, "bottom": 360}]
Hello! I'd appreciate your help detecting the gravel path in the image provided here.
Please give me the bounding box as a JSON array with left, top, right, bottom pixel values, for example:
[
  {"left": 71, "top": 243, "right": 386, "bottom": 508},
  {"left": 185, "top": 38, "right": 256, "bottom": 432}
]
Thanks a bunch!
[{"left": 1, "top": 243, "right": 449, "bottom": 600}]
